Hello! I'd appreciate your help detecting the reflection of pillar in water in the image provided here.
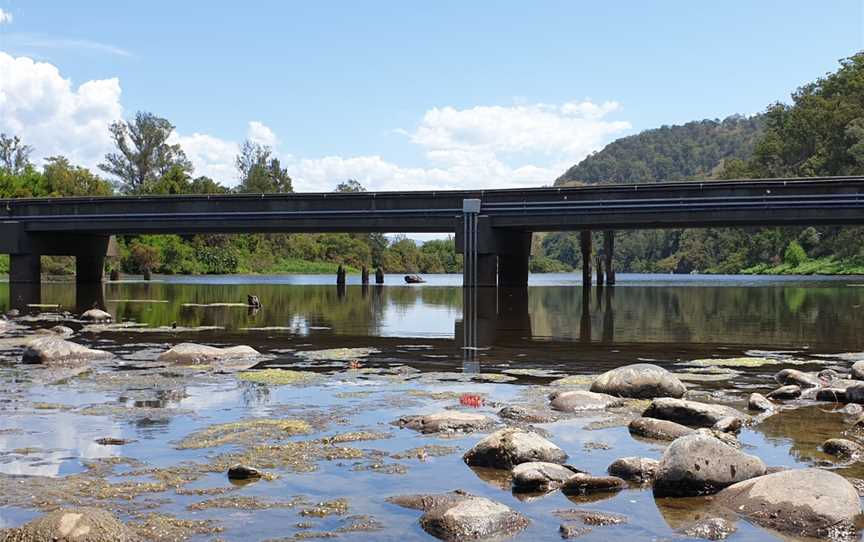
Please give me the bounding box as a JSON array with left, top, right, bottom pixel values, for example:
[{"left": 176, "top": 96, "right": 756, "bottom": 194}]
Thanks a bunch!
[
  {"left": 604, "top": 231, "right": 616, "bottom": 286},
  {"left": 602, "top": 284, "right": 615, "bottom": 343},
  {"left": 580, "top": 287, "right": 592, "bottom": 343},
  {"left": 76, "top": 282, "right": 106, "bottom": 314},
  {"left": 580, "top": 230, "right": 592, "bottom": 289},
  {"left": 595, "top": 255, "right": 604, "bottom": 286},
  {"left": 9, "top": 281, "right": 41, "bottom": 311},
  {"left": 336, "top": 283, "right": 346, "bottom": 300},
  {"left": 361, "top": 283, "right": 369, "bottom": 299},
  {"left": 461, "top": 286, "right": 480, "bottom": 374}
]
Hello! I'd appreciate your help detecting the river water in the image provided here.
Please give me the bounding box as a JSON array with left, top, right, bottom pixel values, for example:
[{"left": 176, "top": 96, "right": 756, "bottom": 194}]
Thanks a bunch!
[{"left": 0, "top": 273, "right": 863, "bottom": 540}]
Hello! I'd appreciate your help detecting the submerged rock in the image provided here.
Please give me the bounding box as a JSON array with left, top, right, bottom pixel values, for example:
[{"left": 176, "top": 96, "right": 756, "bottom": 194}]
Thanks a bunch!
[
  {"left": 822, "top": 438, "right": 863, "bottom": 459},
  {"left": 766, "top": 385, "right": 801, "bottom": 400},
  {"left": 463, "top": 428, "right": 567, "bottom": 469},
  {"left": 549, "top": 390, "right": 623, "bottom": 412},
  {"left": 388, "top": 491, "right": 528, "bottom": 541},
  {"left": 511, "top": 462, "right": 579, "bottom": 492},
  {"left": 1, "top": 507, "right": 140, "bottom": 541},
  {"left": 395, "top": 412, "right": 494, "bottom": 434},
  {"left": 642, "top": 398, "right": 747, "bottom": 428},
  {"left": 227, "top": 464, "right": 263, "bottom": 480},
  {"left": 653, "top": 433, "right": 766, "bottom": 497},
  {"left": 852, "top": 360, "right": 864, "bottom": 380},
  {"left": 157, "top": 343, "right": 259, "bottom": 364},
  {"left": 606, "top": 457, "right": 658, "bottom": 482},
  {"left": 80, "top": 308, "right": 112, "bottom": 322},
  {"left": 747, "top": 393, "right": 773, "bottom": 412},
  {"left": 589, "top": 363, "right": 686, "bottom": 399},
  {"left": 713, "top": 468, "right": 860, "bottom": 539},
  {"left": 774, "top": 368, "right": 820, "bottom": 388},
  {"left": 21, "top": 337, "right": 112, "bottom": 365},
  {"left": 497, "top": 406, "right": 558, "bottom": 424},
  {"left": 815, "top": 387, "right": 847, "bottom": 402},
  {"left": 681, "top": 517, "right": 737, "bottom": 540},
  {"left": 628, "top": 417, "right": 694, "bottom": 441},
  {"left": 559, "top": 523, "right": 591, "bottom": 538},
  {"left": 560, "top": 473, "right": 627, "bottom": 496}
]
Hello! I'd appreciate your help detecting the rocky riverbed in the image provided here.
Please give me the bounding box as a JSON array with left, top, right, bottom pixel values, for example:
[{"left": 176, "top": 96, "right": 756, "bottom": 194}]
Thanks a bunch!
[{"left": 2, "top": 307, "right": 864, "bottom": 541}]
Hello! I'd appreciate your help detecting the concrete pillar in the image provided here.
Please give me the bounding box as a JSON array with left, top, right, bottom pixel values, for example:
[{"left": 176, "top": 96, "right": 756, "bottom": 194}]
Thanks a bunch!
[
  {"left": 9, "top": 282, "right": 40, "bottom": 310},
  {"left": 75, "top": 253, "right": 106, "bottom": 284},
  {"left": 604, "top": 230, "right": 615, "bottom": 286},
  {"left": 498, "top": 231, "right": 532, "bottom": 288},
  {"left": 477, "top": 254, "right": 498, "bottom": 287},
  {"left": 580, "top": 230, "right": 592, "bottom": 288},
  {"left": 9, "top": 254, "right": 41, "bottom": 283}
]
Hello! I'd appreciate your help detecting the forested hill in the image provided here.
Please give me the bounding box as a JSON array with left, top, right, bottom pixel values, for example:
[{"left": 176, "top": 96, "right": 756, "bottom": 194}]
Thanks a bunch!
[{"left": 554, "top": 115, "right": 764, "bottom": 186}]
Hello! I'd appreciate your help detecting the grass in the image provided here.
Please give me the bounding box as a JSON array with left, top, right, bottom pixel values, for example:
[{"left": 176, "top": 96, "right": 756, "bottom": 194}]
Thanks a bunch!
[{"left": 742, "top": 256, "right": 864, "bottom": 276}]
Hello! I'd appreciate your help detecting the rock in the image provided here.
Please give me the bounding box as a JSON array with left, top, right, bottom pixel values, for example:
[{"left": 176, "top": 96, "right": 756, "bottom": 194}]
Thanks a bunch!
[
  {"left": 766, "top": 385, "right": 801, "bottom": 400},
  {"left": 247, "top": 294, "right": 261, "bottom": 307},
  {"left": 549, "top": 390, "right": 623, "bottom": 412},
  {"left": 227, "top": 464, "right": 262, "bottom": 480},
  {"left": 747, "top": 393, "right": 773, "bottom": 412},
  {"left": 80, "top": 308, "right": 111, "bottom": 322},
  {"left": 774, "top": 368, "right": 820, "bottom": 388},
  {"left": 711, "top": 417, "right": 742, "bottom": 434},
  {"left": 560, "top": 473, "right": 627, "bottom": 496},
  {"left": 559, "top": 523, "right": 591, "bottom": 538},
  {"left": 497, "top": 406, "right": 558, "bottom": 424},
  {"left": 852, "top": 360, "right": 864, "bottom": 380},
  {"left": 1, "top": 507, "right": 140, "bottom": 541},
  {"left": 815, "top": 387, "right": 847, "bottom": 402},
  {"left": 6, "top": 309, "right": 20, "bottom": 318},
  {"left": 642, "top": 398, "right": 748, "bottom": 428},
  {"left": 839, "top": 403, "right": 863, "bottom": 416},
  {"left": 713, "top": 468, "right": 860, "bottom": 539},
  {"left": 38, "top": 325, "right": 74, "bottom": 337},
  {"left": 628, "top": 417, "right": 695, "bottom": 441},
  {"left": 681, "top": 518, "right": 737, "bottom": 540},
  {"left": 463, "top": 428, "right": 567, "bottom": 469},
  {"left": 389, "top": 491, "right": 528, "bottom": 541},
  {"left": 818, "top": 368, "right": 839, "bottom": 381},
  {"left": 695, "top": 428, "right": 740, "bottom": 449},
  {"left": 589, "top": 363, "right": 686, "bottom": 399},
  {"left": 404, "top": 275, "right": 425, "bottom": 284},
  {"left": 554, "top": 509, "right": 628, "bottom": 526},
  {"left": 395, "top": 412, "right": 494, "bottom": 434},
  {"left": 511, "top": 462, "right": 580, "bottom": 492},
  {"left": 822, "top": 438, "right": 863, "bottom": 458},
  {"left": 653, "top": 433, "right": 766, "bottom": 497},
  {"left": 157, "top": 343, "right": 259, "bottom": 364},
  {"left": 844, "top": 383, "right": 864, "bottom": 403},
  {"left": 21, "top": 337, "right": 112, "bottom": 365},
  {"left": 606, "top": 457, "right": 658, "bottom": 482}
]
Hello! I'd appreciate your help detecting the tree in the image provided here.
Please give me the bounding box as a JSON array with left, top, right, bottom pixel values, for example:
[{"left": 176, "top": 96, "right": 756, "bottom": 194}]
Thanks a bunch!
[
  {"left": 0, "top": 133, "right": 33, "bottom": 174},
  {"left": 100, "top": 111, "right": 193, "bottom": 194},
  {"left": 235, "top": 140, "right": 292, "bottom": 193},
  {"left": 335, "top": 179, "right": 365, "bottom": 192},
  {"left": 42, "top": 156, "right": 113, "bottom": 196}
]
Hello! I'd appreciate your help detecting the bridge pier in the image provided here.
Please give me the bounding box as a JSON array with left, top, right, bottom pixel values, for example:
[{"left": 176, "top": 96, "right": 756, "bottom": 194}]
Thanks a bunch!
[
  {"left": 580, "top": 230, "right": 592, "bottom": 287},
  {"left": 457, "top": 199, "right": 532, "bottom": 288},
  {"left": 604, "top": 230, "right": 615, "bottom": 285}
]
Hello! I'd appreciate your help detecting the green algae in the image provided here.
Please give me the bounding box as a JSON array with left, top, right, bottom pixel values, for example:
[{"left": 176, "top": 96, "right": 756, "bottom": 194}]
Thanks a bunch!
[
  {"left": 175, "top": 418, "right": 312, "bottom": 449},
  {"left": 550, "top": 375, "right": 595, "bottom": 386},
  {"left": 686, "top": 357, "right": 797, "bottom": 368},
  {"left": 128, "top": 512, "right": 224, "bottom": 541},
  {"left": 300, "top": 498, "right": 349, "bottom": 517},
  {"left": 237, "top": 369, "right": 319, "bottom": 386},
  {"left": 187, "top": 495, "right": 307, "bottom": 511}
]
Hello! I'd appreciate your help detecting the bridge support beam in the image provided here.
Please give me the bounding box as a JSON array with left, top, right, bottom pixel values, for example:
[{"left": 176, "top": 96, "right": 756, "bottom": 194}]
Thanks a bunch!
[
  {"left": 457, "top": 203, "right": 531, "bottom": 287},
  {"left": 604, "top": 230, "right": 615, "bottom": 286},
  {"left": 580, "top": 230, "right": 592, "bottom": 288}
]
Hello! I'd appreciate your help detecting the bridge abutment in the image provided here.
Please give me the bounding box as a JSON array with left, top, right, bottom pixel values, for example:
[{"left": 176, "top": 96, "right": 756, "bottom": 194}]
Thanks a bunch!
[{"left": 457, "top": 208, "right": 532, "bottom": 287}]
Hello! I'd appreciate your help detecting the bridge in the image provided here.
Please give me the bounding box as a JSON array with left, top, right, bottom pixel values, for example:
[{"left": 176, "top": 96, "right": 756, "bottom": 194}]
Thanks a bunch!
[{"left": 3, "top": 176, "right": 864, "bottom": 303}]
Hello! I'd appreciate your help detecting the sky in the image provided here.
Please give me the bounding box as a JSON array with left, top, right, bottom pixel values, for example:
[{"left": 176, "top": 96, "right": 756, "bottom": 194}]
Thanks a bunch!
[{"left": 0, "top": 0, "right": 862, "bottom": 193}]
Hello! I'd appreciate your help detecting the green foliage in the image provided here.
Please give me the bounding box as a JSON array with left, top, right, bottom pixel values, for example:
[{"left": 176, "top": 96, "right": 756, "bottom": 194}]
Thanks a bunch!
[
  {"left": 235, "top": 140, "right": 292, "bottom": 193},
  {"left": 783, "top": 240, "right": 808, "bottom": 267},
  {"left": 529, "top": 255, "right": 571, "bottom": 273},
  {"left": 0, "top": 133, "right": 33, "bottom": 174}
]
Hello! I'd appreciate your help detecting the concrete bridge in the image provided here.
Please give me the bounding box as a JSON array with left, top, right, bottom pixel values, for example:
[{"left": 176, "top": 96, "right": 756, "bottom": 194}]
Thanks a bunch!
[{"left": 3, "top": 176, "right": 864, "bottom": 299}]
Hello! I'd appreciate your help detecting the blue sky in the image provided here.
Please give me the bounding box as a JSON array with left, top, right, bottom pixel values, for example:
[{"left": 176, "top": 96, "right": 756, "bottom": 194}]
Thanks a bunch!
[{"left": 0, "top": 1, "right": 862, "bottom": 191}]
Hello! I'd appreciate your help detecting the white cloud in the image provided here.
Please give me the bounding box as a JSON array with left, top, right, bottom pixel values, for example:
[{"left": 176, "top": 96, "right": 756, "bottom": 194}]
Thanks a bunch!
[
  {"left": 0, "top": 51, "right": 122, "bottom": 169},
  {"left": 2, "top": 34, "right": 132, "bottom": 57},
  {"left": 170, "top": 132, "right": 238, "bottom": 182},
  {"left": 247, "top": 120, "right": 278, "bottom": 147},
  {"left": 0, "top": 8, "right": 12, "bottom": 24}
]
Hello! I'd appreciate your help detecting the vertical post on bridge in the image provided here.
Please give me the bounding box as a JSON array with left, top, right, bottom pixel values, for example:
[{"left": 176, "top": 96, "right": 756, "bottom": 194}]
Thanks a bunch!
[
  {"left": 604, "top": 230, "right": 615, "bottom": 286},
  {"left": 580, "top": 230, "right": 592, "bottom": 289}
]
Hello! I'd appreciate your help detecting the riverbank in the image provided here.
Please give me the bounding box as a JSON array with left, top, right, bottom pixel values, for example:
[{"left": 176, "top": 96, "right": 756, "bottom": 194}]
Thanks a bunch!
[{"left": 743, "top": 256, "right": 864, "bottom": 276}]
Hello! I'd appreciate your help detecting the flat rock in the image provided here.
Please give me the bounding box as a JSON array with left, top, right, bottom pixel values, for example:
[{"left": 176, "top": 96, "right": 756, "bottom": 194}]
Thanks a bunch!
[
  {"left": 653, "top": 433, "right": 766, "bottom": 497},
  {"left": 157, "top": 343, "right": 259, "bottom": 364},
  {"left": 463, "top": 428, "right": 567, "bottom": 469},
  {"left": 642, "top": 398, "right": 748, "bottom": 428},
  {"left": 560, "top": 473, "right": 627, "bottom": 496},
  {"left": 628, "top": 417, "right": 695, "bottom": 441},
  {"left": 549, "top": 390, "right": 623, "bottom": 412},
  {"left": 21, "top": 337, "right": 112, "bottom": 365},
  {"left": 35, "top": 325, "right": 74, "bottom": 337},
  {"left": 497, "top": 406, "right": 558, "bottom": 424},
  {"left": 766, "top": 385, "right": 801, "bottom": 400},
  {"left": 606, "top": 457, "right": 658, "bottom": 482},
  {"left": 681, "top": 518, "right": 737, "bottom": 540},
  {"left": 822, "top": 438, "right": 863, "bottom": 459},
  {"left": 80, "top": 308, "right": 112, "bottom": 322},
  {"left": 747, "top": 393, "right": 773, "bottom": 412},
  {"left": 589, "top": 363, "right": 686, "bottom": 399},
  {"left": 774, "top": 368, "right": 820, "bottom": 388},
  {"left": 1, "top": 507, "right": 140, "bottom": 541},
  {"left": 396, "top": 412, "right": 494, "bottom": 434},
  {"left": 389, "top": 491, "right": 528, "bottom": 541},
  {"left": 511, "top": 462, "right": 580, "bottom": 492},
  {"left": 713, "top": 468, "right": 860, "bottom": 539}
]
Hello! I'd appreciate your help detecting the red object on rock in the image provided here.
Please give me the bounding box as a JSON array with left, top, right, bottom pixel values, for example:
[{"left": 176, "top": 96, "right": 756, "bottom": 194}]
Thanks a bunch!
[{"left": 460, "top": 393, "right": 484, "bottom": 408}]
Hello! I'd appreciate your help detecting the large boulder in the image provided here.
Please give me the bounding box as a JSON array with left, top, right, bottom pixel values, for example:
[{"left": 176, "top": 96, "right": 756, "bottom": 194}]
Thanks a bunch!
[
  {"left": 388, "top": 491, "right": 528, "bottom": 541},
  {"left": 395, "top": 412, "right": 494, "bottom": 434},
  {"left": 549, "top": 390, "right": 622, "bottom": 412},
  {"left": 21, "top": 337, "right": 112, "bottom": 365},
  {"left": 653, "top": 433, "right": 766, "bottom": 497},
  {"left": 590, "top": 363, "right": 686, "bottom": 398},
  {"left": 1, "top": 507, "right": 140, "bottom": 541},
  {"left": 80, "top": 309, "right": 112, "bottom": 322},
  {"left": 157, "top": 343, "right": 259, "bottom": 364},
  {"left": 642, "top": 398, "right": 748, "bottom": 428},
  {"left": 463, "top": 428, "right": 567, "bottom": 469},
  {"left": 628, "top": 417, "right": 695, "bottom": 441},
  {"left": 511, "top": 462, "right": 579, "bottom": 492},
  {"left": 822, "top": 438, "right": 863, "bottom": 459},
  {"left": 713, "top": 468, "right": 860, "bottom": 539},
  {"left": 747, "top": 393, "right": 773, "bottom": 412}
]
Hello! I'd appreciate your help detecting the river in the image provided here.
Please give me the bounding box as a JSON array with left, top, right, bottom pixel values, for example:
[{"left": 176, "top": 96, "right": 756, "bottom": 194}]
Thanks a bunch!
[{"left": 0, "top": 273, "right": 863, "bottom": 540}]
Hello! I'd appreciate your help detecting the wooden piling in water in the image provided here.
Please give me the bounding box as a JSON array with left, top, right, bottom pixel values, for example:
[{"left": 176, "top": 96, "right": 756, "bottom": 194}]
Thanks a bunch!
[
  {"left": 336, "top": 265, "right": 346, "bottom": 285},
  {"left": 604, "top": 230, "right": 615, "bottom": 285},
  {"left": 375, "top": 267, "right": 384, "bottom": 284},
  {"left": 580, "top": 230, "right": 592, "bottom": 288},
  {"left": 361, "top": 266, "right": 369, "bottom": 284}
]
